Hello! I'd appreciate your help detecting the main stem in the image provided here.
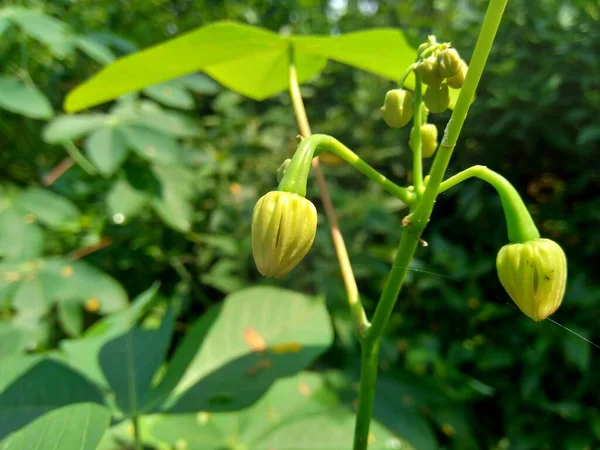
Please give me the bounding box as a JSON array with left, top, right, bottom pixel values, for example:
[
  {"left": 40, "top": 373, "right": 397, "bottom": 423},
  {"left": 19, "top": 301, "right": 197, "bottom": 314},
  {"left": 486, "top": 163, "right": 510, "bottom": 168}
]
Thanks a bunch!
[
  {"left": 353, "top": 1, "right": 509, "bottom": 448},
  {"left": 288, "top": 46, "right": 365, "bottom": 337},
  {"left": 132, "top": 416, "right": 142, "bottom": 450}
]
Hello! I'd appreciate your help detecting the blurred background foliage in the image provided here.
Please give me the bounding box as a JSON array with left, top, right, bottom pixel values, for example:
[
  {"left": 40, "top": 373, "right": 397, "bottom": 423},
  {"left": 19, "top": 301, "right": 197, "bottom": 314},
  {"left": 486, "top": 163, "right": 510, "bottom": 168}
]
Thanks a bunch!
[{"left": 0, "top": 0, "right": 599, "bottom": 449}]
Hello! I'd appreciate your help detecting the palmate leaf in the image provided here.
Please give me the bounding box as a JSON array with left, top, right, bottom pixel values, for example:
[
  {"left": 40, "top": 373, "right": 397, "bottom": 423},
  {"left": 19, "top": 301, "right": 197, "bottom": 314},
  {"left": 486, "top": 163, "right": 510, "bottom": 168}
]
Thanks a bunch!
[{"left": 65, "top": 22, "right": 465, "bottom": 113}]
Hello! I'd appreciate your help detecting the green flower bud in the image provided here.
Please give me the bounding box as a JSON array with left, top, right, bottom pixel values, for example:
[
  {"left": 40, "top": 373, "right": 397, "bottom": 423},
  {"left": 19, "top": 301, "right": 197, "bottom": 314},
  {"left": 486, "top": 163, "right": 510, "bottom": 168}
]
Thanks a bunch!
[
  {"left": 277, "top": 159, "right": 291, "bottom": 183},
  {"left": 251, "top": 191, "right": 317, "bottom": 277},
  {"left": 420, "top": 124, "right": 439, "bottom": 158},
  {"left": 416, "top": 57, "right": 444, "bottom": 87},
  {"left": 381, "top": 89, "right": 414, "bottom": 128},
  {"left": 496, "top": 238, "right": 567, "bottom": 321},
  {"left": 423, "top": 83, "right": 450, "bottom": 114},
  {"left": 446, "top": 59, "right": 468, "bottom": 89},
  {"left": 436, "top": 48, "right": 462, "bottom": 78}
]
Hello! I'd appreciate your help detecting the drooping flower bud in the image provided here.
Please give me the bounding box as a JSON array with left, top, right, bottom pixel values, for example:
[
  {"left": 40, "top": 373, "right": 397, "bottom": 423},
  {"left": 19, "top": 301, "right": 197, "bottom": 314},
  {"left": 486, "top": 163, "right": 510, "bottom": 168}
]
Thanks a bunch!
[
  {"left": 423, "top": 83, "right": 450, "bottom": 113},
  {"left": 420, "top": 124, "right": 438, "bottom": 158},
  {"left": 446, "top": 59, "right": 468, "bottom": 89},
  {"left": 416, "top": 56, "right": 444, "bottom": 87},
  {"left": 251, "top": 191, "right": 317, "bottom": 277},
  {"left": 496, "top": 238, "right": 567, "bottom": 321},
  {"left": 436, "top": 48, "right": 462, "bottom": 78},
  {"left": 381, "top": 89, "right": 413, "bottom": 128}
]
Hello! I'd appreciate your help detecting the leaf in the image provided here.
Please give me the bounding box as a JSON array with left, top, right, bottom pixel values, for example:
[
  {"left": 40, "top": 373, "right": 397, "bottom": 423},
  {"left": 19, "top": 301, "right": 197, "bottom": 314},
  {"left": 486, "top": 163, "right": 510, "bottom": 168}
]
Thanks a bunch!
[
  {"left": 85, "top": 127, "right": 129, "bottom": 176},
  {"left": 0, "top": 403, "right": 111, "bottom": 450},
  {"left": 133, "top": 109, "right": 202, "bottom": 137},
  {"left": 6, "top": 8, "right": 72, "bottom": 57},
  {"left": 143, "top": 80, "right": 195, "bottom": 110},
  {"left": 15, "top": 188, "right": 80, "bottom": 228},
  {"left": 64, "top": 22, "right": 327, "bottom": 111},
  {"left": 151, "top": 165, "right": 195, "bottom": 232},
  {"left": 0, "top": 76, "right": 53, "bottom": 119},
  {"left": 106, "top": 177, "right": 150, "bottom": 221},
  {"left": 0, "top": 16, "right": 12, "bottom": 37},
  {"left": 43, "top": 114, "right": 109, "bottom": 143},
  {"left": 152, "top": 286, "right": 333, "bottom": 413},
  {"left": 148, "top": 372, "right": 413, "bottom": 450},
  {"left": 57, "top": 299, "right": 84, "bottom": 337},
  {"left": 178, "top": 73, "right": 220, "bottom": 95},
  {"left": 0, "top": 206, "right": 43, "bottom": 260},
  {"left": 0, "top": 323, "right": 28, "bottom": 358},
  {"left": 121, "top": 126, "right": 183, "bottom": 165},
  {"left": 0, "top": 355, "right": 106, "bottom": 441},
  {"left": 75, "top": 35, "right": 115, "bottom": 65},
  {"left": 61, "top": 285, "right": 173, "bottom": 416}
]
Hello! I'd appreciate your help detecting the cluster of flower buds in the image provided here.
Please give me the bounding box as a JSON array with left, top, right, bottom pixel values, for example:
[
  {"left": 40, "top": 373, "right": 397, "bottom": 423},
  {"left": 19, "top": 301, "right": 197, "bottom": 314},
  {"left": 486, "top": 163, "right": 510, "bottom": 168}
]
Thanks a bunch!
[
  {"left": 417, "top": 44, "right": 468, "bottom": 114},
  {"left": 410, "top": 123, "right": 438, "bottom": 158}
]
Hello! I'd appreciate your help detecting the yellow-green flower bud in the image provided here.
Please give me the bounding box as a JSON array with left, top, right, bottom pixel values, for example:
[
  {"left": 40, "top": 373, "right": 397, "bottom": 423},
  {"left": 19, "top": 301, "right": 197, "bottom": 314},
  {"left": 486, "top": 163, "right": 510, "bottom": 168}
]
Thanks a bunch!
[
  {"left": 251, "top": 191, "right": 317, "bottom": 277},
  {"left": 420, "top": 124, "right": 438, "bottom": 158},
  {"left": 436, "top": 48, "right": 462, "bottom": 78},
  {"left": 496, "top": 238, "right": 567, "bottom": 321},
  {"left": 416, "top": 56, "right": 444, "bottom": 87},
  {"left": 381, "top": 89, "right": 413, "bottom": 128},
  {"left": 446, "top": 59, "right": 468, "bottom": 89},
  {"left": 424, "top": 84, "right": 450, "bottom": 113}
]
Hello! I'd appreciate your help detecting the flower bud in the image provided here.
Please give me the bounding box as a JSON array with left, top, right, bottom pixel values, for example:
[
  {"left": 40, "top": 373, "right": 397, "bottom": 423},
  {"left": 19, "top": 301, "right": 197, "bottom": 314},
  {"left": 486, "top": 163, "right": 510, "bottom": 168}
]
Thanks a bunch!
[
  {"left": 251, "top": 191, "right": 317, "bottom": 277},
  {"left": 416, "top": 57, "right": 444, "bottom": 87},
  {"left": 436, "top": 48, "right": 462, "bottom": 78},
  {"left": 420, "top": 124, "right": 439, "bottom": 158},
  {"left": 496, "top": 238, "right": 567, "bottom": 321},
  {"left": 423, "top": 83, "right": 450, "bottom": 113},
  {"left": 381, "top": 89, "right": 413, "bottom": 128},
  {"left": 446, "top": 59, "right": 468, "bottom": 89}
]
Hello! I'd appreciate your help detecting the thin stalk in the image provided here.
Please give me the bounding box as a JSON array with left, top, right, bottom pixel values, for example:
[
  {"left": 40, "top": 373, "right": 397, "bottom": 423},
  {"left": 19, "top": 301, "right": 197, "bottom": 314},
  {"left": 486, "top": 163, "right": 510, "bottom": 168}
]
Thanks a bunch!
[
  {"left": 62, "top": 140, "right": 97, "bottom": 175},
  {"left": 288, "top": 45, "right": 367, "bottom": 338},
  {"left": 439, "top": 165, "right": 539, "bottom": 242},
  {"left": 411, "top": 75, "right": 424, "bottom": 196},
  {"left": 353, "top": 1, "right": 509, "bottom": 448},
  {"left": 132, "top": 416, "right": 142, "bottom": 450}
]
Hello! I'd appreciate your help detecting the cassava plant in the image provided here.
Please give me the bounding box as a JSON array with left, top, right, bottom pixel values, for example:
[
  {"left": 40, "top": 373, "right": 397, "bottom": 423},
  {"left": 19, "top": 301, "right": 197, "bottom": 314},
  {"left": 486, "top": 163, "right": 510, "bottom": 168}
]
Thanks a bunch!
[{"left": 250, "top": 1, "right": 567, "bottom": 448}]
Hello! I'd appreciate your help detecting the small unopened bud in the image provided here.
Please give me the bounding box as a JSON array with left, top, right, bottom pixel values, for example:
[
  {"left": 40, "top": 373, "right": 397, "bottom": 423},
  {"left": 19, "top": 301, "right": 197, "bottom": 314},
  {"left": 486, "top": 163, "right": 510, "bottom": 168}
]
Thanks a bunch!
[
  {"left": 416, "top": 57, "right": 444, "bottom": 87},
  {"left": 251, "top": 191, "right": 317, "bottom": 277},
  {"left": 381, "top": 89, "right": 413, "bottom": 128},
  {"left": 423, "top": 84, "right": 450, "bottom": 114},
  {"left": 436, "top": 48, "right": 462, "bottom": 78},
  {"left": 420, "top": 124, "right": 438, "bottom": 158},
  {"left": 496, "top": 238, "right": 567, "bottom": 321},
  {"left": 277, "top": 159, "right": 291, "bottom": 183},
  {"left": 446, "top": 59, "right": 468, "bottom": 89}
]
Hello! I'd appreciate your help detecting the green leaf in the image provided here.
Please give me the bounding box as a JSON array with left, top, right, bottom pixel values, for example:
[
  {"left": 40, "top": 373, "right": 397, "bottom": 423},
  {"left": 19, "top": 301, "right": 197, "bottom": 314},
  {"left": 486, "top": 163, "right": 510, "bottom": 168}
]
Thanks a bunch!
[
  {"left": 57, "top": 299, "right": 84, "bottom": 337},
  {"left": 132, "top": 109, "right": 202, "bottom": 137},
  {"left": 0, "top": 76, "right": 53, "bottom": 119},
  {"left": 148, "top": 372, "right": 413, "bottom": 450},
  {"left": 178, "top": 73, "right": 220, "bottom": 95},
  {"left": 15, "top": 188, "right": 80, "bottom": 228},
  {"left": 151, "top": 165, "right": 195, "bottom": 232},
  {"left": 85, "top": 127, "right": 129, "bottom": 176},
  {"left": 61, "top": 285, "right": 174, "bottom": 416},
  {"left": 0, "top": 355, "right": 106, "bottom": 441},
  {"left": 121, "top": 126, "right": 182, "bottom": 165},
  {"left": 64, "top": 22, "right": 326, "bottom": 111},
  {"left": 6, "top": 8, "right": 72, "bottom": 57},
  {"left": 43, "top": 114, "right": 109, "bottom": 143},
  {"left": 0, "top": 323, "right": 28, "bottom": 358},
  {"left": 0, "top": 403, "right": 111, "bottom": 450},
  {"left": 75, "top": 35, "right": 115, "bottom": 65},
  {"left": 143, "top": 80, "right": 195, "bottom": 110},
  {"left": 0, "top": 206, "right": 43, "bottom": 260},
  {"left": 153, "top": 286, "right": 333, "bottom": 413},
  {"left": 0, "top": 16, "right": 12, "bottom": 37},
  {"left": 106, "top": 177, "right": 151, "bottom": 221}
]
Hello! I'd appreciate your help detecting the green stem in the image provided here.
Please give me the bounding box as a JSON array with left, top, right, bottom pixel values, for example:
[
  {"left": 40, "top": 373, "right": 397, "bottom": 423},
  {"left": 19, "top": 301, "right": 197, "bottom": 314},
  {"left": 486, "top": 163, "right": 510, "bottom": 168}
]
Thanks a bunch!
[
  {"left": 411, "top": 75, "right": 424, "bottom": 196},
  {"left": 439, "top": 165, "right": 539, "bottom": 242},
  {"left": 397, "top": 63, "right": 417, "bottom": 88},
  {"left": 62, "top": 140, "right": 97, "bottom": 175},
  {"left": 353, "top": 340, "right": 380, "bottom": 450},
  {"left": 352, "top": 1, "right": 509, "bottom": 448},
  {"left": 278, "top": 134, "right": 415, "bottom": 205},
  {"left": 132, "top": 416, "right": 142, "bottom": 450}
]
